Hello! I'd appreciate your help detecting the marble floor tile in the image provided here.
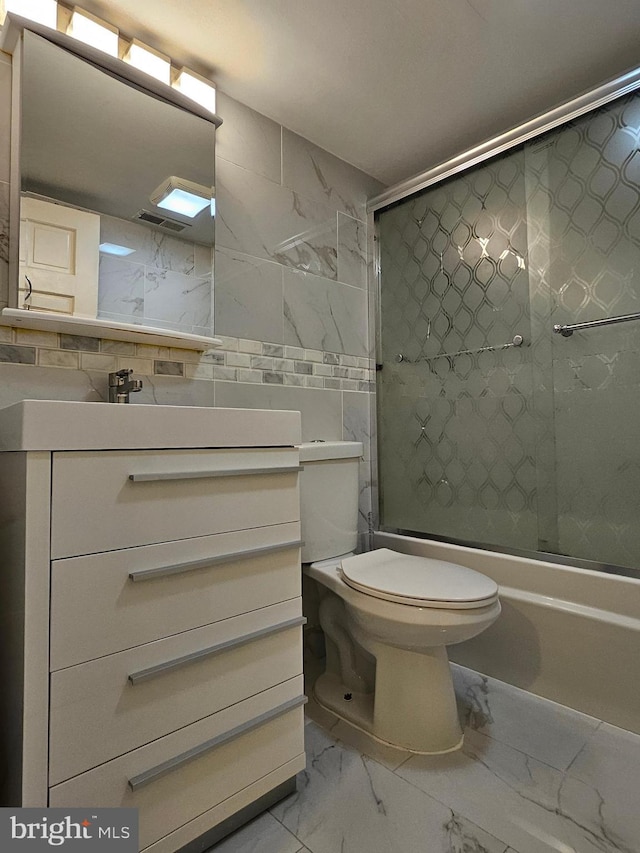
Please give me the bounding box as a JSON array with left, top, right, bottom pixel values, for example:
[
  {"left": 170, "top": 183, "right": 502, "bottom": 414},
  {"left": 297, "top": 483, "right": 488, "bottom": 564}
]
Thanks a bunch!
[
  {"left": 397, "top": 727, "right": 635, "bottom": 853},
  {"left": 452, "top": 664, "right": 600, "bottom": 772},
  {"left": 567, "top": 720, "right": 640, "bottom": 788},
  {"left": 270, "top": 722, "right": 509, "bottom": 853},
  {"left": 208, "top": 660, "right": 637, "bottom": 853},
  {"left": 209, "top": 813, "right": 303, "bottom": 853},
  {"left": 563, "top": 721, "right": 640, "bottom": 848}
]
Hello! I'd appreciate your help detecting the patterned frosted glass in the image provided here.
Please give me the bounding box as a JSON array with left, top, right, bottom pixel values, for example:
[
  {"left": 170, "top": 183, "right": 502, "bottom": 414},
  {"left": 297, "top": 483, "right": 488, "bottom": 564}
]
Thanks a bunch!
[{"left": 377, "top": 90, "right": 640, "bottom": 571}]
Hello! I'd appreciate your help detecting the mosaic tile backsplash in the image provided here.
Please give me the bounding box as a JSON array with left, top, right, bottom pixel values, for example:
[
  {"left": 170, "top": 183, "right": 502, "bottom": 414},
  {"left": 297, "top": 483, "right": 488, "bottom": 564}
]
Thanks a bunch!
[
  {"left": 0, "top": 327, "right": 375, "bottom": 390},
  {"left": 378, "top": 90, "right": 640, "bottom": 571}
]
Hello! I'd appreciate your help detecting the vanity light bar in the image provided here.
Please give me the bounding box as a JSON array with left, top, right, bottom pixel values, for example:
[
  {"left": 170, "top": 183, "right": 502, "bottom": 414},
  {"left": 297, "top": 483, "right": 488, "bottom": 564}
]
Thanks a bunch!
[
  {"left": 1, "top": 4, "right": 220, "bottom": 123},
  {"left": 67, "top": 8, "right": 117, "bottom": 56},
  {"left": 19, "top": 3, "right": 220, "bottom": 118}
]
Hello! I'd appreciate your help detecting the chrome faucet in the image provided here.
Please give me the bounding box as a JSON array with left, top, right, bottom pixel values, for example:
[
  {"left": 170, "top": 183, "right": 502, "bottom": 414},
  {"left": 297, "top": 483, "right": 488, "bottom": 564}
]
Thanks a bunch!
[{"left": 108, "top": 369, "right": 143, "bottom": 403}]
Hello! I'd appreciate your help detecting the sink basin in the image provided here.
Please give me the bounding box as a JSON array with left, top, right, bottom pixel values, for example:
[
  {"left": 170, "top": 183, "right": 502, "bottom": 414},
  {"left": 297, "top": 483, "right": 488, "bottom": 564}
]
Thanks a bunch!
[{"left": 0, "top": 400, "right": 301, "bottom": 451}]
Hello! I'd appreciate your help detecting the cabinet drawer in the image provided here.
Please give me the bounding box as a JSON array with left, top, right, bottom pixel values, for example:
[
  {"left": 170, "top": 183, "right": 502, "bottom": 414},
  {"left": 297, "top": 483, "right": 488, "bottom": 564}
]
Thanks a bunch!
[
  {"left": 51, "top": 522, "right": 301, "bottom": 670},
  {"left": 51, "top": 448, "right": 300, "bottom": 558},
  {"left": 49, "top": 599, "right": 303, "bottom": 785},
  {"left": 49, "top": 678, "right": 306, "bottom": 852}
]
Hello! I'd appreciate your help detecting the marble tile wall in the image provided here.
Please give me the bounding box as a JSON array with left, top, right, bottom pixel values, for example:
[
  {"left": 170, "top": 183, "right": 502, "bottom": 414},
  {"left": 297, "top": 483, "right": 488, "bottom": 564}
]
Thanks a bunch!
[
  {"left": 0, "top": 53, "right": 382, "bottom": 543},
  {"left": 214, "top": 91, "right": 380, "bottom": 350}
]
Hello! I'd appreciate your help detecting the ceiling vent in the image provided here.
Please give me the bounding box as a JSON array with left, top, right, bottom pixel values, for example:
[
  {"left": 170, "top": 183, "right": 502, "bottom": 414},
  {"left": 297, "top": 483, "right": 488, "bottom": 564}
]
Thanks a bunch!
[{"left": 134, "top": 210, "right": 190, "bottom": 233}]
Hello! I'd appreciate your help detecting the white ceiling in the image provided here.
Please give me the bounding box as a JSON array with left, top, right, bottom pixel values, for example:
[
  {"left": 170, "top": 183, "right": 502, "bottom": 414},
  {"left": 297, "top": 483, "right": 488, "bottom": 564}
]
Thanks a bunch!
[{"left": 75, "top": 0, "right": 640, "bottom": 186}]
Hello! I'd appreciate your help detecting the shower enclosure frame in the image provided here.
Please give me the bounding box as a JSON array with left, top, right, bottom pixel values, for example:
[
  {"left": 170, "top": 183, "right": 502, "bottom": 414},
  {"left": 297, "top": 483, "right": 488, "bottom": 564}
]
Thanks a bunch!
[{"left": 365, "top": 62, "right": 640, "bottom": 582}]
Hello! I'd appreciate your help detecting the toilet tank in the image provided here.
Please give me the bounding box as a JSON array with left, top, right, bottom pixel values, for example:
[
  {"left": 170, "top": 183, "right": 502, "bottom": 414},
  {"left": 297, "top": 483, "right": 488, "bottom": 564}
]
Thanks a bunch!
[{"left": 299, "top": 441, "right": 363, "bottom": 563}]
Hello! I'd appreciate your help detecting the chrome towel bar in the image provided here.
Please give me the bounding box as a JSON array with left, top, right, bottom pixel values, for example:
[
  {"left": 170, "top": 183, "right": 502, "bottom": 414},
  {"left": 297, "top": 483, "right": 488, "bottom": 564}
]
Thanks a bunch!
[
  {"left": 553, "top": 310, "right": 640, "bottom": 337},
  {"left": 395, "top": 334, "right": 524, "bottom": 363}
]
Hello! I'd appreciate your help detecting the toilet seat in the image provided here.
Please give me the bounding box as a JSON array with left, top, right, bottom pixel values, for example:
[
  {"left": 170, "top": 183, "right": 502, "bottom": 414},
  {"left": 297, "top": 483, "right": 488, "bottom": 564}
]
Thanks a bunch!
[{"left": 339, "top": 548, "right": 499, "bottom": 609}]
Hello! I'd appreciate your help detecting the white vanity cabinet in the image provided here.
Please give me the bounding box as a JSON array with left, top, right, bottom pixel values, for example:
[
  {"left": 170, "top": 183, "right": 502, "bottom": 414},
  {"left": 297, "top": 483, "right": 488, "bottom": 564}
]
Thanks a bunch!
[{"left": 0, "top": 401, "right": 306, "bottom": 853}]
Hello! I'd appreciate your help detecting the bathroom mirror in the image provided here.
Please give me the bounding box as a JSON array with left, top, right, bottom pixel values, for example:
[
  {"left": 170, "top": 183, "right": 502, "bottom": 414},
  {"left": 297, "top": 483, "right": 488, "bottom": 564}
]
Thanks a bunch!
[{"left": 5, "top": 21, "right": 222, "bottom": 347}]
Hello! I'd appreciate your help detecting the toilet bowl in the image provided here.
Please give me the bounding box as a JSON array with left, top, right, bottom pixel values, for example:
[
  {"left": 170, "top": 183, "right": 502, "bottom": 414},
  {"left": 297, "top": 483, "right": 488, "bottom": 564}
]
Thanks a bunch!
[
  {"left": 299, "top": 441, "right": 501, "bottom": 753},
  {"left": 305, "top": 549, "right": 500, "bottom": 753}
]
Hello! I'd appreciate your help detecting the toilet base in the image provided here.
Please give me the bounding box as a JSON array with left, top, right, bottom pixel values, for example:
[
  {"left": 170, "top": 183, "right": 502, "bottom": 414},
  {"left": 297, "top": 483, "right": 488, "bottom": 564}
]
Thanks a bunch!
[{"left": 313, "top": 670, "right": 464, "bottom": 755}]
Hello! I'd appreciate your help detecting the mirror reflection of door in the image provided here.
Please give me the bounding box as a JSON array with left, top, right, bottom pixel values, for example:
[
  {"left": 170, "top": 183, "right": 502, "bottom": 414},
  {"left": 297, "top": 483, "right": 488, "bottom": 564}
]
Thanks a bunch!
[{"left": 19, "top": 196, "right": 100, "bottom": 316}]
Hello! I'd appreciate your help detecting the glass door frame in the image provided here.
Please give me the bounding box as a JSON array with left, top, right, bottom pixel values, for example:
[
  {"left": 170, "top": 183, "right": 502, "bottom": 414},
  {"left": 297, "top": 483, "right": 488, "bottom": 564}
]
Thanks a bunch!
[{"left": 368, "top": 66, "right": 640, "bottom": 215}]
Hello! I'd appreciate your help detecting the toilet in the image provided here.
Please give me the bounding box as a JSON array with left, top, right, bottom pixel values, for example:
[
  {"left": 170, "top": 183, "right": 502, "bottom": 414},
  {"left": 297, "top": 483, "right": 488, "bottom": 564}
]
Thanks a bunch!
[{"left": 299, "top": 440, "right": 501, "bottom": 754}]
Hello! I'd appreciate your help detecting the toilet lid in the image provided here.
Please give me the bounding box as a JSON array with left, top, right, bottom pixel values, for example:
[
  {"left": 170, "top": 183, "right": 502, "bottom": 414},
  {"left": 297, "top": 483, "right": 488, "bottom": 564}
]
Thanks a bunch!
[{"left": 339, "top": 548, "right": 499, "bottom": 609}]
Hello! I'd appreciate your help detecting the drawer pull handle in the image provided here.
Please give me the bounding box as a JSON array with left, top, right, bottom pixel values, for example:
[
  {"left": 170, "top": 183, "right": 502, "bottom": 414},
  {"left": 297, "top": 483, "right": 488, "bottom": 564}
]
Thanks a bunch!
[
  {"left": 128, "top": 616, "right": 306, "bottom": 685},
  {"left": 128, "top": 539, "right": 303, "bottom": 582},
  {"left": 128, "top": 694, "right": 307, "bottom": 791},
  {"left": 128, "top": 465, "right": 303, "bottom": 482}
]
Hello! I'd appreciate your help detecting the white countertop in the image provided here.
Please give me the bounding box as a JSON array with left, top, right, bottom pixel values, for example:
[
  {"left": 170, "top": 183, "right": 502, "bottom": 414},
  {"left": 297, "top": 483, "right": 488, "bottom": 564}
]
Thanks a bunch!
[{"left": 0, "top": 401, "right": 301, "bottom": 451}]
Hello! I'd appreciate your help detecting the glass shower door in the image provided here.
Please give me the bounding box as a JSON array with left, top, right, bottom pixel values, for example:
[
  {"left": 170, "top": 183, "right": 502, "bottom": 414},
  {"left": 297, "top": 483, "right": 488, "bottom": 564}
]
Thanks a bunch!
[
  {"left": 377, "top": 88, "right": 640, "bottom": 574},
  {"left": 529, "top": 93, "right": 640, "bottom": 569},
  {"left": 377, "top": 146, "right": 540, "bottom": 552}
]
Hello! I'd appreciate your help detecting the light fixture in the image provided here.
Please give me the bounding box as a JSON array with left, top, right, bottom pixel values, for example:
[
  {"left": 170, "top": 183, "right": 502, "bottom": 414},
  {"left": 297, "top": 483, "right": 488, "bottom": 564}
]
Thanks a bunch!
[
  {"left": 99, "top": 243, "right": 136, "bottom": 257},
  {"left": 123, "top": 39, "right": 170, "bottom": 84},
  {"left": 4, "top": 0, "right": 57, "bottom": 27},
  {"left": 150, "top": 177, "right": 213, "bottom": 219},
  {"left": 66, "top": 8, "right": 118, "bottom": 56},
  {"left": 172, "top": 68, "right": 217, "bottom": 115}
]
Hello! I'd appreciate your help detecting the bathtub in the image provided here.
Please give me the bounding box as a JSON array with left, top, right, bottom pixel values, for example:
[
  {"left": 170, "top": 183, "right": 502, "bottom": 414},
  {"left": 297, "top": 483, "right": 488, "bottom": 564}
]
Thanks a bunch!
[{"left": 374, "top": 531, "right": 640, "bottom": 734}]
